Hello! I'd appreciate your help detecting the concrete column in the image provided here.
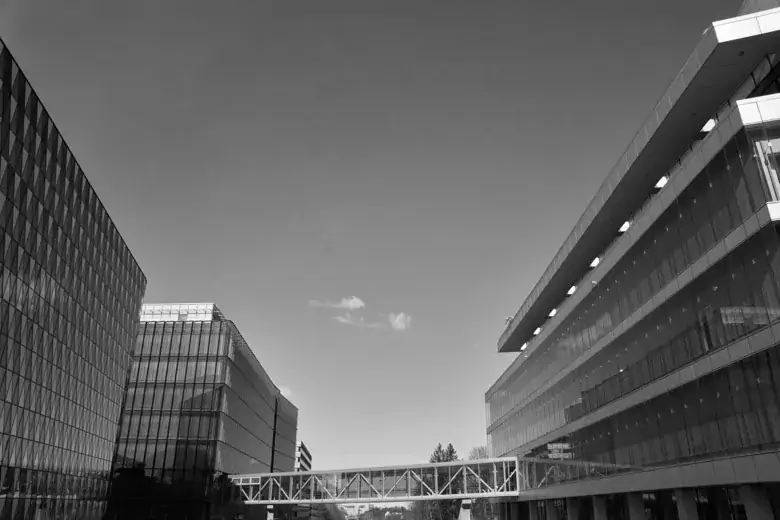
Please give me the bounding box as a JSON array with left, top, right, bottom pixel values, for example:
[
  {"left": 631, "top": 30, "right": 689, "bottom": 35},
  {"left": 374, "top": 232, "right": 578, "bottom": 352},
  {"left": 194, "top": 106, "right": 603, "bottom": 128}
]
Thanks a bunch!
[
  {"left": 740, "top": 485, "right": 773, "bottom": 520},
  {"left": 565, "top": 498, "right": 581, "bottom": 520},
  {"left": 546, "top": 500, "right": 559, "bottom": 520},
  {"left": 509, "top": 502, "right": 521, "bottom": 520},
  {"left": 674, "top": 489, "right": 698, "bottom": 520},
  {"left": 499, "top": 502, "right": 508, "bottom": 520},
  {"left": 627, "top": 493, "right": 645, "bottom": 520},
  {"left": 658, "top": 490, "right": 677, "bottom": 520},
  {"left": 528, "top": 501, "right": 539, "bottom": 520},
  {"left": 592, "top": 496, "right": 607, "bottom": 520}
]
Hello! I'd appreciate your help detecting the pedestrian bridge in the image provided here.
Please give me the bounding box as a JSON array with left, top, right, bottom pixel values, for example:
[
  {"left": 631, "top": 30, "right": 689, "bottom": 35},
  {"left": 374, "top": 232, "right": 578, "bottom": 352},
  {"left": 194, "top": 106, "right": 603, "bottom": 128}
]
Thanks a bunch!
[{"left": 229, "top": 457, "right": 640, "bottom": 505}]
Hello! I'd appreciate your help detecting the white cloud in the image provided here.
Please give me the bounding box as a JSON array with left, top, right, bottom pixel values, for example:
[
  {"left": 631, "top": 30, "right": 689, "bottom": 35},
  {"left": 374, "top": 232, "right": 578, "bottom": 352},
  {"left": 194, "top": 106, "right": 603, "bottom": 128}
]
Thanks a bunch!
[
  {"left": 334, "top": 312, "right": 383, "bottom": 329},
  {"left": 279, "top": 386, "right": 292, "bottom": 398},
  {"left": 309, "top": 296, "right": 365, "bottom": 310},
  {"left": 388, "top": 312, "right": 412, "bottom": 331}
]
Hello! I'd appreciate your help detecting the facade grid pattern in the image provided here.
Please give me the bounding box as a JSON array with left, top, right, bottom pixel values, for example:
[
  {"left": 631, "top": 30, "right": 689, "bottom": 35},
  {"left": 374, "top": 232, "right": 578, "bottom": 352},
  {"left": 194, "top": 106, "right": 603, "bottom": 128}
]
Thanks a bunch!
[
  {"left": 0, "top": 39, "right": 147, "bottom": 520},
  {"left": 488, "top": 121, "right": 780, "bottom": 455},
  {"left": 109, "top": 310, "right": 297, "bottom": 520},
  {"left": 487, "top": 4, "right": 780, "bottom": 512}
]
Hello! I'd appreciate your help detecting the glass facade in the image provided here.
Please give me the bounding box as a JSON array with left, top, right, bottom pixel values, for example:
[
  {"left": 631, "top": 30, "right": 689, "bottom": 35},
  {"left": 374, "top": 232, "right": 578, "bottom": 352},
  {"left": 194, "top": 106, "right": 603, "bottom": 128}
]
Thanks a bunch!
[
  {"left": 0, "top": 40, "right": 147, "bottom": 519},
  {"left": 109, "top": 304, "right": 297, "bottom": 520},
  {"left": 487, "top": 117, "right": 780, "bottom": 458},
  {"left": 487, "top": 33, "right": 780, "bottom": 517}
]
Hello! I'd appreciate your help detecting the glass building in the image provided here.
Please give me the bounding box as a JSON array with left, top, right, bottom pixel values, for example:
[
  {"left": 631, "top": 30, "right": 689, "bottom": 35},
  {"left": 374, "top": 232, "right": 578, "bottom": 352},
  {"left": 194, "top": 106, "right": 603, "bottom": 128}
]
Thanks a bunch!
[
  {"left": 109, "top": 303, "right": 298, "bottom": 520},
  {"left": 488, "top": 3, "right": 780, "bottom": 520},
  {"left": 294, "top": 441, "right": 312, "bottom": 472},
  {"left": 0, "top": 39, "right": 147, "bottom": 519}
]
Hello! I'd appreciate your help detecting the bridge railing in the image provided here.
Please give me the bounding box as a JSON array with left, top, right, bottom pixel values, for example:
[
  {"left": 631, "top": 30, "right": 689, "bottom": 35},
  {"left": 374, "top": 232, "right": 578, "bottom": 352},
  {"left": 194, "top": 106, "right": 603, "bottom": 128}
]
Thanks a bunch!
[{"left": 230, "top": 457, "right": 641, "bottom": 504}]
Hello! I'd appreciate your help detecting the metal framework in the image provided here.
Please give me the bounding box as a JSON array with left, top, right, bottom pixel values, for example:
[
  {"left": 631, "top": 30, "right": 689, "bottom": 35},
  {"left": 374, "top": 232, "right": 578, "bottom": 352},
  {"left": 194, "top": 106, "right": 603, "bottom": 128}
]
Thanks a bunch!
[{"left": 230, "top": 457, "right": 640, "bottom": 505}]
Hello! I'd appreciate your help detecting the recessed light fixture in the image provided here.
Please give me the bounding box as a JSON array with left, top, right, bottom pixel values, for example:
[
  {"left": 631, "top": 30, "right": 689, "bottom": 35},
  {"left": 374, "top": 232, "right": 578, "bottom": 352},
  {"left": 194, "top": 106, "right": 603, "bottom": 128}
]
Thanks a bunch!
[
  {"left": 533, "top": 327, "right": 541, "bottom": 336},
  {"left": 567, "top": 285, "right": 577, "bottom": 295},
  {"left": 548, "top": 309, "right": 557, "bottom": 318},
  {"left": 701, "top": 119, "right": 716, "bottom": 132},
  {"left": 619, "top": 221, "right": 630, "bottom": 233},
  {"left": 590, "top": 257, "right": 600, "bottom": 268},
  {"left": 655, "top": 176, "right": 668, "bottom": 189},
  {"left": 520, "top": 342, "right": 528, "bottom": 351}
]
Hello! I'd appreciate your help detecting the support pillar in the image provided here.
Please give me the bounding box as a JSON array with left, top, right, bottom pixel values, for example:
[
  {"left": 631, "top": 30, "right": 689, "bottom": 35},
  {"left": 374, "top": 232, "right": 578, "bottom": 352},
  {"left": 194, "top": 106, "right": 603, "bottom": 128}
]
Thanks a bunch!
[
  {"left": 657, "top": 490, "right": 677, "bottom": 520},
  {"left": 593, "top": 496, "right": 607, "bottom": 520},
  {"left": 528, "top": 501, "right": 539, "bottom": 520},
  {"left": 509, "top": 502, "right": 521, "bottom": 520},
  {"left": 740, "top": 485, "right": 773, "bottom": 520},
  {"left": 546, "top": 501, "right": 559, "bottom": 520},
  {"left": 566, "top": 498, "right": 581, "bottom": 520},
  {"left": 674, "top": 489, "right": 698, "bottom": 520},
  {"left": 627, "top": 493, "right": 645, "bottom": 520},
  {"left": 499, "top": 502, "right": 508, "bottom": 520}
]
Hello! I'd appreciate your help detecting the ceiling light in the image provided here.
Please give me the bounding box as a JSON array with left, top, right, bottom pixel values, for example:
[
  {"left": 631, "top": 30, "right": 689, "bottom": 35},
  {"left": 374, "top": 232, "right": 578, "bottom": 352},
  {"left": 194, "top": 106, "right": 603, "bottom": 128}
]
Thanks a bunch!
[
  {"left": 590, "top": 257, "right": 600, "bottom": 268},
  {"left": 567, "top": 285, "right": 577, "bottom": 296},
  {"left": 655, "top": 176, "right": 668, "bottom": 189},
  {"left": 533, "top": 327, "right": 541, "bottom": 336},
  {"left": 548, "top": 309, "right": 557, "bottom": 318},
  {"left": 520, "top": 343, "right": 528, "bottom": 351},
  {"left": 701, "top": 119, "right": 716, "bottom": 132},
  {"left": 619, "top": 221, "right": 630, "bottom": 233}
]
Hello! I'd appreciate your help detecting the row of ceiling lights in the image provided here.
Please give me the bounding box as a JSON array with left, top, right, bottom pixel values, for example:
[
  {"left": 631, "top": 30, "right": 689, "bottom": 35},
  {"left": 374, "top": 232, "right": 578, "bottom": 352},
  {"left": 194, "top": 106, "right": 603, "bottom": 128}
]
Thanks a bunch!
[{"left": 518, "top": 174, "right": 671, "bottom": 354}]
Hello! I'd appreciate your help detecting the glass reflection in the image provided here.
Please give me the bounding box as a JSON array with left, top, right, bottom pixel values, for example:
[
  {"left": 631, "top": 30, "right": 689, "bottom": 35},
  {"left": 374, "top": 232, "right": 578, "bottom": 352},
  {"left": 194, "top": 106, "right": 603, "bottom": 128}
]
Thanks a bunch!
[
  {"left": 108, "top": 316, "right": 297, "bottom": 519},
  {"left": 0, "top": 42, "right": 146, "bottom": 520},
  {"left": 489, "top": 121, "right": 780, "bottom": 460}
]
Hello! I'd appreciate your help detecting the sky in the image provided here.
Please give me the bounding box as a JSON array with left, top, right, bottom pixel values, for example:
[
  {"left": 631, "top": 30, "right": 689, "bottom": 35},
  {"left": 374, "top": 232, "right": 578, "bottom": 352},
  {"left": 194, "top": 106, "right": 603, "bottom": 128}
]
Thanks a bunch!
[{"left": 0, "top": 0, "right": 743, "bottom": 469}]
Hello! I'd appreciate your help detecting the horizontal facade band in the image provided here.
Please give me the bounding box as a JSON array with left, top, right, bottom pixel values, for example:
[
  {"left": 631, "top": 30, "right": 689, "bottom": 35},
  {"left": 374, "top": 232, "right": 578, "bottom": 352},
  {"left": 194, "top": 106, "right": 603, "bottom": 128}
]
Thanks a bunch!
[
  {"left": 499, "top": 7, "right": 780, "bottom": 354},
  {"left": 488, "top": 93, "right": 780, "bottom": 420},
  {"left": 514, "top": 450, "right": 780, "bottom": 500}
]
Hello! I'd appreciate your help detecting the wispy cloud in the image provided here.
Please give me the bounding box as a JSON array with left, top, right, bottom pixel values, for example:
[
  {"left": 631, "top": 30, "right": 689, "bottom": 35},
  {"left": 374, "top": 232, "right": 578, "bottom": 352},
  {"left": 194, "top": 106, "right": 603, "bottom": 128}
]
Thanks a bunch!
[
  {"left": 309, "top": 296, "right": 365, "bottom": 311},
  {"left": 310, "top": 297, "right": 413, "bottom": 332},
  {"left": 334, "top": 312, "right": 383, "bottom": 329},
  {"left": 388, "top": 312, "right": 412, "bottom": 331}
]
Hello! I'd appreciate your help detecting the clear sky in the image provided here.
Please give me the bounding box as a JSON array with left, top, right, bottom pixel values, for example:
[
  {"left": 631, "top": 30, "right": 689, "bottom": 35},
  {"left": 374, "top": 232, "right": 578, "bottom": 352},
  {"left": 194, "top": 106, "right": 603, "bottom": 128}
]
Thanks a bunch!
[{"left": 0, "top": 0, "right": 742, "bottom": 469}]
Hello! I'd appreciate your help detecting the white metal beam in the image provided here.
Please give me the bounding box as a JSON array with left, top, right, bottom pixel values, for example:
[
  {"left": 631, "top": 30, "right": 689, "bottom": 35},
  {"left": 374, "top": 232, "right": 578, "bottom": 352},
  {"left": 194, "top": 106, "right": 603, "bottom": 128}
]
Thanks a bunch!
[{"left": 229, "top": 457, "right": 639, "bottom": 505}]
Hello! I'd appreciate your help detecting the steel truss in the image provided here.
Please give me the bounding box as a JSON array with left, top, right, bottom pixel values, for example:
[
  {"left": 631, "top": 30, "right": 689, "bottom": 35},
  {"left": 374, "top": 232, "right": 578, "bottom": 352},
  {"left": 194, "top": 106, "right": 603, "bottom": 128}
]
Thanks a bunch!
[
  {"left": 231, "top": 458, "right": 519, "bottom": 505},
  {"left": 230, "top": 457, "right": 639, "bottom": 505}
]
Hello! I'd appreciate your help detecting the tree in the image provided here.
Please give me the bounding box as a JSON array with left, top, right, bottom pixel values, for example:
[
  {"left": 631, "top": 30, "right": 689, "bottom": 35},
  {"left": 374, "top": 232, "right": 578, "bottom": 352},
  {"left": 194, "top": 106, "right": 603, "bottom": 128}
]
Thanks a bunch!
[
  {"left": 410, "top": 443, "right": 462, "bottom": 520},
  {"left": 467, "top": 446, "right": 488, "bottom": 461},
  {"left": 466, "top": 446, "right": 495, "bottom": 520}
]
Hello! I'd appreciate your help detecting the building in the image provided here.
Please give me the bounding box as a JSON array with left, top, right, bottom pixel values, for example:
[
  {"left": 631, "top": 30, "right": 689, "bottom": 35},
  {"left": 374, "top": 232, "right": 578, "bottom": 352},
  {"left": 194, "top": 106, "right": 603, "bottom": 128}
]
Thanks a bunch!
[
  {"left": 293, "top": 442, "right": 314, "bottom": 520},
  {"left": 295, "top": 441, "right": 313, "bottom": 472},
  {"left": 0, "top": 40, "right": 147, "bottom": 519},
  {"left": 487, "top": 3, "right": 780, "bottom": 520},
  {"left": 108, "top": 303, "right": 298, "bottom": 520}
]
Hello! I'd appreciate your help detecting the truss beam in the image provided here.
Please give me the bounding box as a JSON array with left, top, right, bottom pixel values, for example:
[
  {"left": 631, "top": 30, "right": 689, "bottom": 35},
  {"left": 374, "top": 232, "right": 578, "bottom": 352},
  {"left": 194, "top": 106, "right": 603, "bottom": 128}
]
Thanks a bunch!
[{"left": 229, "top": 457, "right": 640, "bottom": 505}]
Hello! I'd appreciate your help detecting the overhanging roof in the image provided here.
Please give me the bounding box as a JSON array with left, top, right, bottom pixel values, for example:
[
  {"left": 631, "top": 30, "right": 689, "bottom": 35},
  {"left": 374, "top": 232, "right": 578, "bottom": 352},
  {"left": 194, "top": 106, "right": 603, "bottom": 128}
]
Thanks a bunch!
[{"left": 499, "top": 8, "right": 780, "bottom": 353}]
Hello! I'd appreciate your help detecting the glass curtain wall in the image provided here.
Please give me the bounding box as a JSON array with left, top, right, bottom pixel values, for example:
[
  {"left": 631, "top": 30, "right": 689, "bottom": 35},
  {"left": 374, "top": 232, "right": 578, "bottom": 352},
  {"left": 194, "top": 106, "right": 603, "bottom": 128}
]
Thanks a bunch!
[
  {"left": 529, "top": 339, "right": 780, "bottom": 472},
  {"left": 0, "top": 41, "right": 147, "bottom": 520},
  {"left": 488, "top": 121, "right": 780, "bottom": 456},
  {"left": 110, "top": 318, "right": 297, "bottom": 520},
  {"left": 111, "top": 321, "right": 226, "bottom": 519},
  {"left": 491, "top": 226, "right": 780, "bottom": 460},
  {"left": 273, "top": 395, "right": 298, "bottom": 473}
]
